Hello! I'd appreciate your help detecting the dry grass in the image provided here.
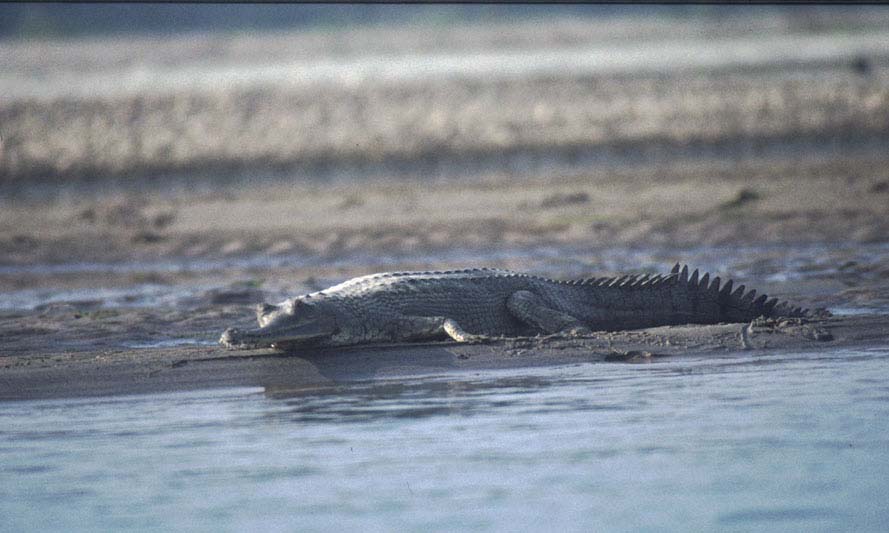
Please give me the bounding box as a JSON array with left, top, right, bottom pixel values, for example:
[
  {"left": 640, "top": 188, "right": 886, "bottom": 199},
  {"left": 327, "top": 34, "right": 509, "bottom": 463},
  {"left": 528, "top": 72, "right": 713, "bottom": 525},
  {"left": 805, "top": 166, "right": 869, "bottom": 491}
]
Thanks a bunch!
[
  {"left": 2, "top": 68, "right": 888, "bottom": 183},
  {"left": 2, "top": 15, "right": 889, "bottom": 185}
]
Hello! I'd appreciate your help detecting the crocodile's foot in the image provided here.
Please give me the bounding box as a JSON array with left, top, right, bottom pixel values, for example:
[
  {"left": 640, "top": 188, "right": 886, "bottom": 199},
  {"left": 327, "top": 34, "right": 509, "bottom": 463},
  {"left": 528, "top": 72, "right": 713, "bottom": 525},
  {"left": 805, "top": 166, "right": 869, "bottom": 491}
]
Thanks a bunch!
[
  {"left": 442, "top": 319, "right": 499, "bottom": 344},
  {"left": 564, "top": 325, "right": 593, "bottom": 337},
  {"left": 534, "top": 326, "right": 595, "bottom": 341}
]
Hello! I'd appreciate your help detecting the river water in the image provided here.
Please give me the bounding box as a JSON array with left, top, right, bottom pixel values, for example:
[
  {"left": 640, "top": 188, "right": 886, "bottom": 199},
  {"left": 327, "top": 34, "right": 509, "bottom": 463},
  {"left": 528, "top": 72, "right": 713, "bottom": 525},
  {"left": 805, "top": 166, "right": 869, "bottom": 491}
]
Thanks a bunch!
[{"left": 3, "top": 345, "right": 889, "bottom": 531}]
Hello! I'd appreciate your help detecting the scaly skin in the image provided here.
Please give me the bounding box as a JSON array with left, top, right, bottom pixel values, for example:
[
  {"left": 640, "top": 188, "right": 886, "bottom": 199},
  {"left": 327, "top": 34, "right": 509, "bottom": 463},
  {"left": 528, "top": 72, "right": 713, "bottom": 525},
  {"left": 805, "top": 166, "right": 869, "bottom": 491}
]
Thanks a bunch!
[{"left": 219, "top": 264, "right": 814, "bottom": 350}]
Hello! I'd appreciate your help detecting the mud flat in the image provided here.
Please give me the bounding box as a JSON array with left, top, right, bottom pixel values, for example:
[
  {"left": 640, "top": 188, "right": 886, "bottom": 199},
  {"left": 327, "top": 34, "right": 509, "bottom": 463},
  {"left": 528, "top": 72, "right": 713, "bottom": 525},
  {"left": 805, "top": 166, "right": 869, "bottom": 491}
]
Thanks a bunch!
[{"left": 2, "top": 156, "right": 889, "bottom": 269}]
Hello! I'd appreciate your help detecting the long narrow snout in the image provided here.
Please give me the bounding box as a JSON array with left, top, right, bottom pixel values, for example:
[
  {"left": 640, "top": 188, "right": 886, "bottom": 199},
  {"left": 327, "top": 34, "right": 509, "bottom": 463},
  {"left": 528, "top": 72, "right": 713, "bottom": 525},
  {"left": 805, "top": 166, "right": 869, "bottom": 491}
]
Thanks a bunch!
[
  {"left": 219, "top": 319, "right": 335, "bottom": 349},
  {"left": 219, "top": 327, "right": 259, "bottom": 349}
]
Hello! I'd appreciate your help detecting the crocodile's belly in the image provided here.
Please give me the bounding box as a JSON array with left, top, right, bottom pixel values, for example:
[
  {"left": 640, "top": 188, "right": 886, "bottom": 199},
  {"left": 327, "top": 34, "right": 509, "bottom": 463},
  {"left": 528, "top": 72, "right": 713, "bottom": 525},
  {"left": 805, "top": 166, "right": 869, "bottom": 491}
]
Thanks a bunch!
[{"left": 395, "top": 293, "right": 532, "bottom": 336}]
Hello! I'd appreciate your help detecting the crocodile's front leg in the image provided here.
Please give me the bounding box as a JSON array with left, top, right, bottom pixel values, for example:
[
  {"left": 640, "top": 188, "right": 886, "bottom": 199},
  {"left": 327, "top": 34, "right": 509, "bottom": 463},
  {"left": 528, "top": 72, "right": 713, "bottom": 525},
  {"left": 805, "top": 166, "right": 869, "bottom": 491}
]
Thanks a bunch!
[
  {"left": 441, "top": 318, "right": 496, "bottom": 343},
  {"left": 506, "top": 290, "right": 591, "bottom": 336},
  {"left": 389, "top": 315, "right": 496, "bottom": 344}
]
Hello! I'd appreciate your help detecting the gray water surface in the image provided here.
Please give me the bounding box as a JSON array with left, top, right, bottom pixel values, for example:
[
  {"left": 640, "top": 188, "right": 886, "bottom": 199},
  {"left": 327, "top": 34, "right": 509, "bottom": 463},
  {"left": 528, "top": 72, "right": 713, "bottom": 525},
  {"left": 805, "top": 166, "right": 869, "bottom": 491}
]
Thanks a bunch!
[{"left": 3, "top": 347, "right": 889, "bottom": 532}]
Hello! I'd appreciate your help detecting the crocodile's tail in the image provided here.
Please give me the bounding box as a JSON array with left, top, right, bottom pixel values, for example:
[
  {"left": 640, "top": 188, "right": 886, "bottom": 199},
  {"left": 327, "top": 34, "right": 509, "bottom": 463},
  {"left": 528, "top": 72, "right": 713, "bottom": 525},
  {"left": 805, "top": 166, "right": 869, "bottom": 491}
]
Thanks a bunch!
[
  {"left": 666, "top": 263, "right": 812, "bottom": 321},
  {"left": 572, "top": 263, "right": 816, "bottom": 326}
]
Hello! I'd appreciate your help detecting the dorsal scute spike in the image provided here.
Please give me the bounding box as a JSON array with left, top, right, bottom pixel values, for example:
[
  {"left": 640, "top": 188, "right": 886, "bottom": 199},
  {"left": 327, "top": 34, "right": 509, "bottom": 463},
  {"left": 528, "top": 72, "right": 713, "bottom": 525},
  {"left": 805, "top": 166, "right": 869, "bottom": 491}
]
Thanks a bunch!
[
  {"left": 720, "top": 279, "right": 734, "bottom": 296},
  {"left": 742, "top": 289, "right": 757, "bottom": 303},
  {"left": 671, "top": 263, "right": 681, "bottom": 274},
  {"left": 680, "top": 265, "right": 689, "bottom": 283},
  {"left": 710, "top": 276, "right": 721, "bottom": 293},
  {"left": 632, "top": 274, "right": 650, "bottom": 287},
  {"left": 763, "top": 297, "right": 779, "bottom": 313},
  {"left": 689, "top": 269, "right": 699, "bottom": 286},
  {"left": 699, "top": 272, "right": 709, "bottom": 289},
  {"left": 753, "top": 294, "right": 768, "bottom": 306},
  {"left": 732, "top": 285, "right": 746, "bottom": 299}
]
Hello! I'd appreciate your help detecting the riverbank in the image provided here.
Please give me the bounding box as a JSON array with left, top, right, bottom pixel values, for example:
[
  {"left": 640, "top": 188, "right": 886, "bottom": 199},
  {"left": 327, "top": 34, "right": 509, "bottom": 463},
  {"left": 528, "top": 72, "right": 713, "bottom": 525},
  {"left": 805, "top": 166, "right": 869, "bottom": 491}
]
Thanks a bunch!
[
  {"left": 2, "top": 311, "right": 886, "bottom": 401},
  {"left": 3, "top": 152, "right": 889, "bottom": 401}
]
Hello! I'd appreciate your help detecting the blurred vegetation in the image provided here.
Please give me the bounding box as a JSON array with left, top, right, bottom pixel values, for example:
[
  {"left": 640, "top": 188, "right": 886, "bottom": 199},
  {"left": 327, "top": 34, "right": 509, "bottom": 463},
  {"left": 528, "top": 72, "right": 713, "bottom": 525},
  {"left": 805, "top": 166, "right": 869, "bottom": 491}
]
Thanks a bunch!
[{"left": 0, "top": 4, "right": 845, "bottom": 41}]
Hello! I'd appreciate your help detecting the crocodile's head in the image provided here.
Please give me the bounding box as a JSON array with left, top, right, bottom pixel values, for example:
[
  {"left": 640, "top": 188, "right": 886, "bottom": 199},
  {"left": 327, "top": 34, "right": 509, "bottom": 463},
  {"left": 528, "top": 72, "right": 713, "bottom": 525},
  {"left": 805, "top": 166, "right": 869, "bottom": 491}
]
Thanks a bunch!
[{"left": 219, "top": 297, "right": 340, "bottom": 350}]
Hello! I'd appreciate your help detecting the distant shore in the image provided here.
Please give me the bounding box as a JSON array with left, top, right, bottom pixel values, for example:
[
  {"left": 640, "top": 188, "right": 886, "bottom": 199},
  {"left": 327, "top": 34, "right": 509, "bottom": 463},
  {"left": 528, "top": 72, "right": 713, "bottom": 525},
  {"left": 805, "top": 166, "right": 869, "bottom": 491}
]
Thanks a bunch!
[{"left": 2, "top": 19, "right": 889, "bottom": 185}]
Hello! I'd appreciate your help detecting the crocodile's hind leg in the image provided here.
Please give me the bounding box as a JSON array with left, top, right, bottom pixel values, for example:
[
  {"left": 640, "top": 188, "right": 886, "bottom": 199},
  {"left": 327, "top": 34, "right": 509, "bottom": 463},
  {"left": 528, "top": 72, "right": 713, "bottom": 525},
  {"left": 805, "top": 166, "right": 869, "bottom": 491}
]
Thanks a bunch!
[{"left": 507, "top": 290, "right": 591, "bottom": 336}]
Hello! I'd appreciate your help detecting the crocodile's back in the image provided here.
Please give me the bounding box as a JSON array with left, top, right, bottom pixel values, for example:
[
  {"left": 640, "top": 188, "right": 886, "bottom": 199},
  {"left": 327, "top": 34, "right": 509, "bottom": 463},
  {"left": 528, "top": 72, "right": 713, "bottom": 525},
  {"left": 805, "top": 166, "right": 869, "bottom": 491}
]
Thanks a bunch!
[
  {"left": 316, "top": 268, "right": 554, "bottom": 336},
  {"left": 310, "top": 266, "right": 810, "bottom": 336}
]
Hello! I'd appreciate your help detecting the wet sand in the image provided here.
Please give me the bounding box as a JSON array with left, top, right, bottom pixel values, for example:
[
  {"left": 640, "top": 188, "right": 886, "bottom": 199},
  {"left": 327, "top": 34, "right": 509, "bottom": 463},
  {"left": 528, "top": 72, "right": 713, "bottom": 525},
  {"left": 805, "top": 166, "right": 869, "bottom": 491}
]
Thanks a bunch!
[
  {"left": 2, "top": 312, "right": 886, "bottom": 401},
  {"left": 3, "top": 155, "right": 889, "bottom": 268}
]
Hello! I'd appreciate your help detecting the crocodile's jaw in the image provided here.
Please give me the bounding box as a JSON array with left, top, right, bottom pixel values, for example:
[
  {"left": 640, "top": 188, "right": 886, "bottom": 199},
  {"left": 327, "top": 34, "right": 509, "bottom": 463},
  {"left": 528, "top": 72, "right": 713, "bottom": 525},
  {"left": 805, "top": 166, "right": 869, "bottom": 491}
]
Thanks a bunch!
[{"left": 219, "top": 319, "right": 336, "bottom": 349}]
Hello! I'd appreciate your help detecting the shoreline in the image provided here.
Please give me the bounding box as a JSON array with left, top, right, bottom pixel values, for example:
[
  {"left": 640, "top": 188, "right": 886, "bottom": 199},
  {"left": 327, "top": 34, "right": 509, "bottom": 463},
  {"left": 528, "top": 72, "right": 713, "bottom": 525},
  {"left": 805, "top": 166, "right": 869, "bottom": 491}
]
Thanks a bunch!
[{"left": 2, "top": 314, "right": 886, "bottom": 402}]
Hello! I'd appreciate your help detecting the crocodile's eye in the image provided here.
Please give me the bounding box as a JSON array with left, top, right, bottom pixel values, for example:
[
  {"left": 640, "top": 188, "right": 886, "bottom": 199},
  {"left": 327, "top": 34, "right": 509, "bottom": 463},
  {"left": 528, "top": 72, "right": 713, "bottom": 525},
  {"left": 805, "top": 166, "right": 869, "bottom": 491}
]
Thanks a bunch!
[
  {"left": 290, "top": 299, "right": 314, "bottom": 314},
  {"left": 256, "top": 303, "right": 277, "bottom": 322}
]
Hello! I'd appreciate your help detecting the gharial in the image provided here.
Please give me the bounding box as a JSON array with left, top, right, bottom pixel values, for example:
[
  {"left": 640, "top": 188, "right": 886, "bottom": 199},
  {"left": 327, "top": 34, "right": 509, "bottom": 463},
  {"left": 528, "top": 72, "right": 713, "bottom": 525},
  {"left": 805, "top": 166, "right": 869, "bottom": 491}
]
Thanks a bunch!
[{"left": 219, "top": 264, "right": 816, "bottom": 350}]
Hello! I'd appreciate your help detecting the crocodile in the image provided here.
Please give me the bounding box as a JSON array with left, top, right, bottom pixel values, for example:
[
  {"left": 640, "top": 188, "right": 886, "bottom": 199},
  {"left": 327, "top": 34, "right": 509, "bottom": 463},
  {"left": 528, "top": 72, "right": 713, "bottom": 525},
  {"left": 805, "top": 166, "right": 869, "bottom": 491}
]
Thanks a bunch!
[{"left": 219, "top": 264, "right": 815, "bottom": 350}]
